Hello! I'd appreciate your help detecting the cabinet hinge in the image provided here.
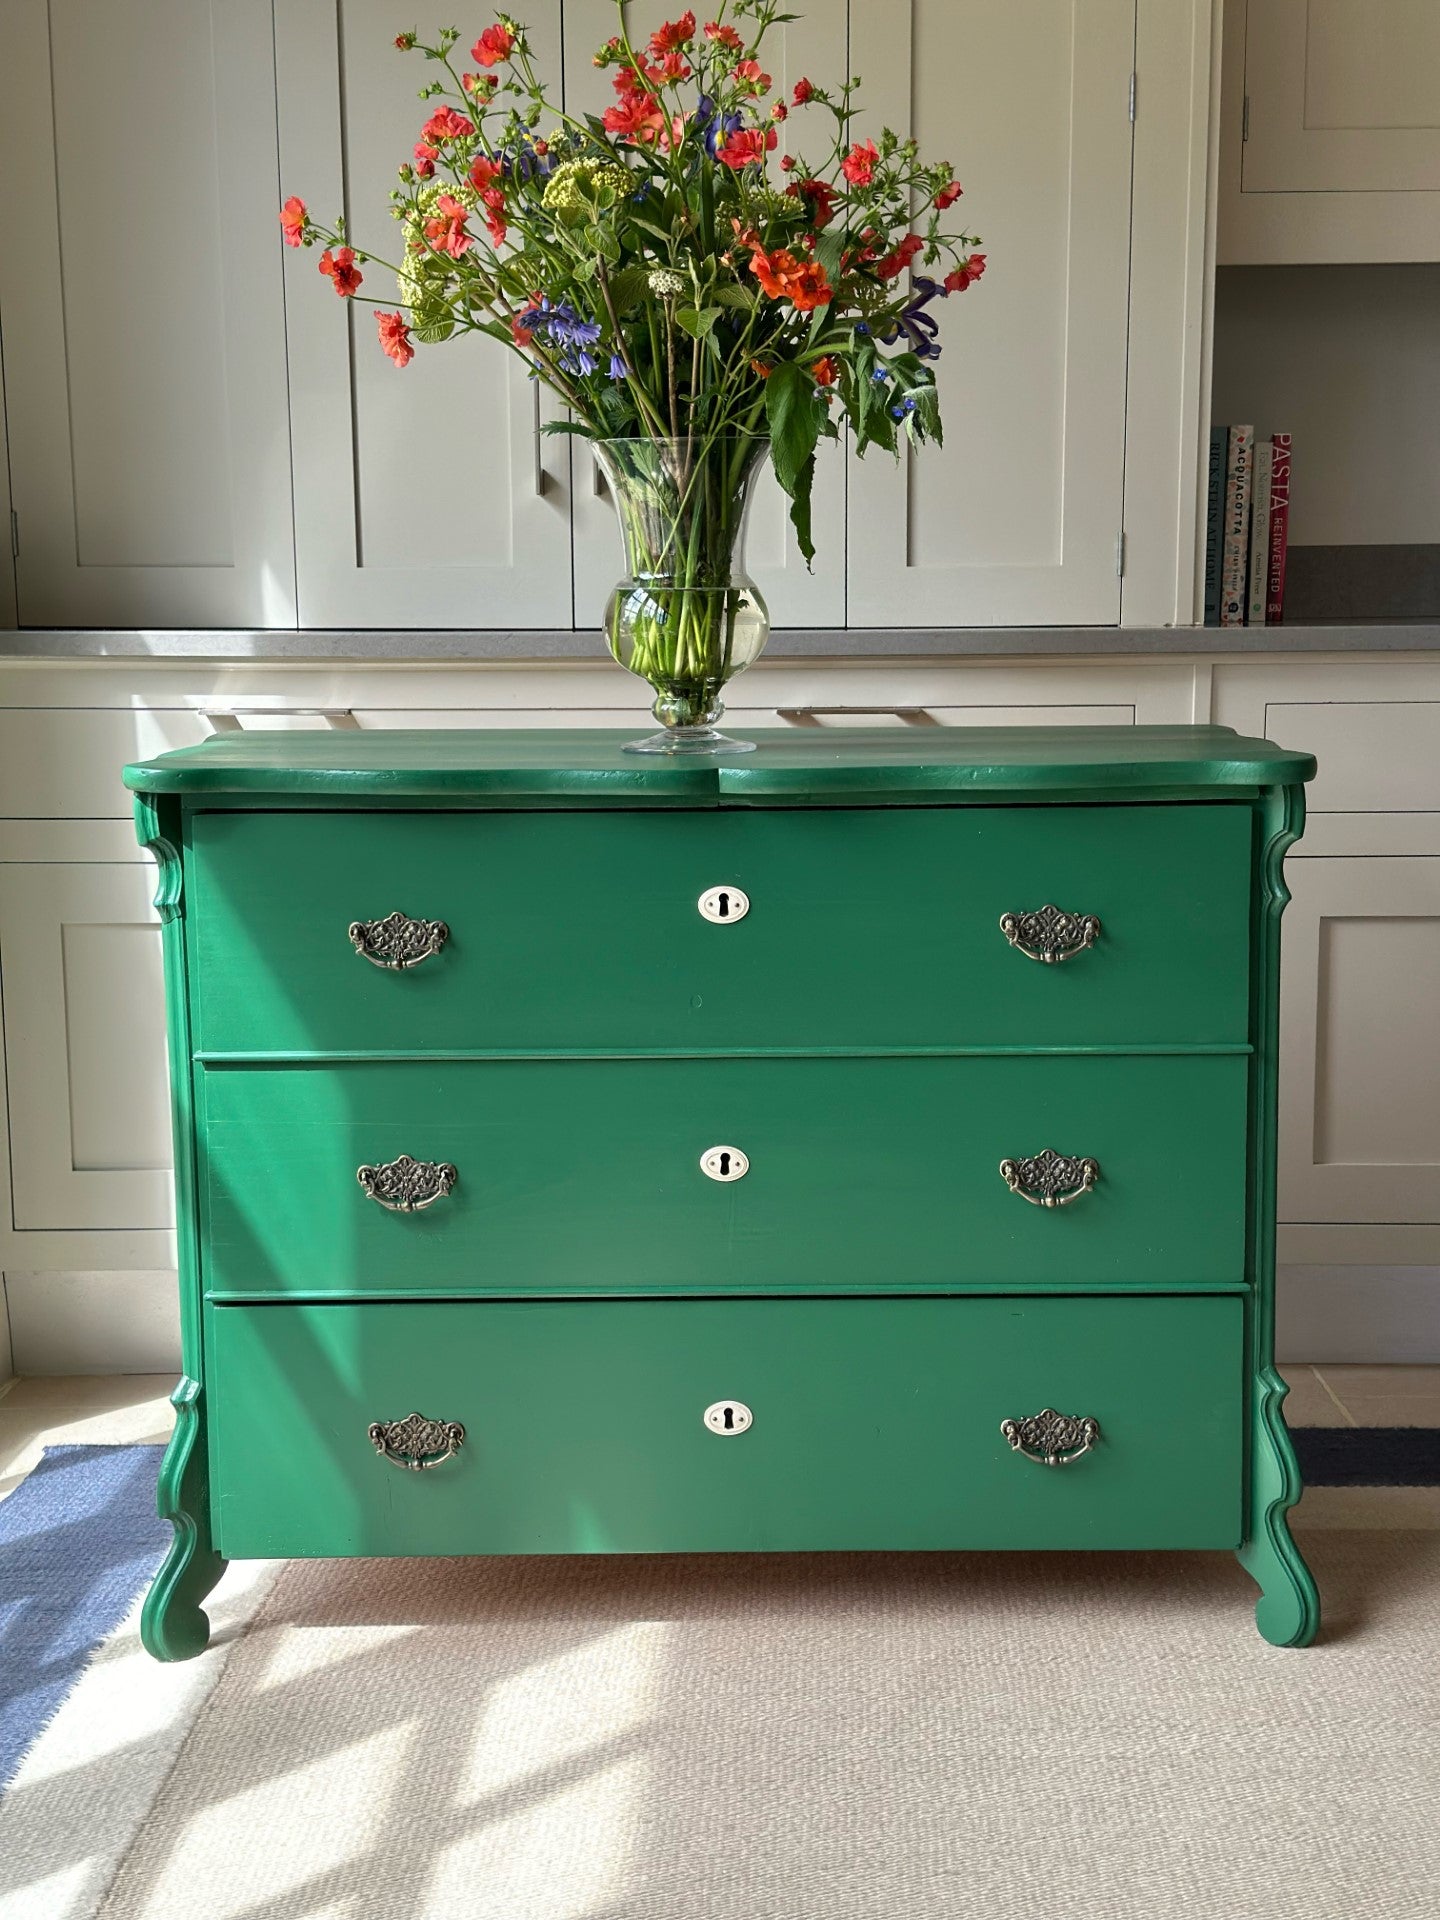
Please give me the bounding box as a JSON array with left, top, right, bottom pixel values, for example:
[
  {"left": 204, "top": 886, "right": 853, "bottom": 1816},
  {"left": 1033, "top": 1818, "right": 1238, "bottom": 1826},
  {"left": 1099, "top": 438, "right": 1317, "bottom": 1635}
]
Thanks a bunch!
[
  {"left": 1242, "top": 94, "right": 1250, "bottom": 143},
  {"left": 1128, "top": 71, "right": 1136, "bottom": 123},
  {"left": 8, "top": 511, "right": 15, "bottom": 560},
  {"left": 1115, "top": 531, "right": 1126, "bottom": 578}
]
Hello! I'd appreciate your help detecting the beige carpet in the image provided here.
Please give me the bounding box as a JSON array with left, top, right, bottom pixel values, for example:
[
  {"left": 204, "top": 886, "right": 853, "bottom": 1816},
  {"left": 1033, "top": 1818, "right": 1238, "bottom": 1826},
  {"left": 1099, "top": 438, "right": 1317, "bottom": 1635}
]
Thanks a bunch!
[{"left": 43, "top": 1536, "right": 1431, "bottom": 1920}]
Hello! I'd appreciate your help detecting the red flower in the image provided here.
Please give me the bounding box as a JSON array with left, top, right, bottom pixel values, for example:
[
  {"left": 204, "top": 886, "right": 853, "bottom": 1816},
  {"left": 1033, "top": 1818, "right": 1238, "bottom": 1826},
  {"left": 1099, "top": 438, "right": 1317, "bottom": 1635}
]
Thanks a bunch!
[
  {"left": 750, "top": 358, "right": 773, "bottom": 378},
  {"left": 779, "top": 153, "right": 795, "bottom": 173},
  {"left": 394, "top": 31, "right": 416, "bottom": 49},
  {"left": 786, "top": 177, "right": 837, "bottom": 228},
  {"left": 934, "top": 180, "right": 963, "bottom": 210},
  {"left": 603, "top": 90, "right": 667, "bottom": 144},
  {"left": 649, "top": 11, "right": 695, "bottom": 55},
  {"left": 944, "top": 251, "right": 987, "bottom": 292},
  {"left": 278, "top": 196, "right": 307, "bottom": 247},
  {"left": 792, "top": 76, "right": 814, "bottom": 104},
  {"left": 875, "top": 233, "right": 924, "bottom": 281},
  {"left": 771, "top": 100, "right": 787, "bottom": 121},
  {"left": 645, "top": 52, "right": 692, "bottom": 82},
  {"left": 462, "top": 71, "right": 496, "bottom": 95},
  {"left": 421, "top": 105, "right": 475, "bottom": 142},
  {"left": 376, "top": 311, "right": 414, "bottom": 367},
  {"left": 731, "top": 58, "right": 770, "bottom": 93},
  {"left": 424, "top": 194, "right": 472, "bottom": 258},
  {"left": 471, "top": 22, "right": 515, "bottom": 67},
  {"left": 511, "top": 312, "right": 533, "bottom": 347},
  {"left": 318, "top": 246, "right": 362, "bottom": 296},
  {"left": 750, "top": 245, "right": 832, "bottom": 311},
  {"left": 413, "top": 139, "right": 439, "bottom": 177},
  {"left": 469, "top": 152, "right": 503, "bottom": 190},
  {"left": 704, "top": 21, "right": 743, "bottom": 50},
  {"left": 840, "top": 138, "right": 878, "bottom": 185},
  {"left": 812, "top": 355, "right": 839, "bottom": 387},
  {"left": 716, "top": 124, "right": 776, "bottom": 169},
  {"left": 479, "top": 186, "right": 507, "bottom": 248}
]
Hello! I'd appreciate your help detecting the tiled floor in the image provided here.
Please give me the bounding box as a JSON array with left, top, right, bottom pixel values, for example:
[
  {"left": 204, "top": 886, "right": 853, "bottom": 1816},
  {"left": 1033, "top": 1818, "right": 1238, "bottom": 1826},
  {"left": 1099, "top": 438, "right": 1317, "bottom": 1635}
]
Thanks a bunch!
[{"left": 1, "top": 1367, "right": 1438, "bottom": 1520}]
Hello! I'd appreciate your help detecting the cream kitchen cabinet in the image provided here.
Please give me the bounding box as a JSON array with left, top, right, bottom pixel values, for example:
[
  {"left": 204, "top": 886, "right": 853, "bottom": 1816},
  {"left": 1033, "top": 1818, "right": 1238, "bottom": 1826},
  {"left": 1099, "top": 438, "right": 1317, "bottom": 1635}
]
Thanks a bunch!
[
  {"left": 845, "top": 0, "right": 1136, "bottom": 626},
  {"left": 0, "top": 0, "right": 296, "bottom": 627},
  {"left": 1219, "top": 0, "right": 1440, "bottom": 263},
  {"left": 273, "top": 0, "right": 575, "bottom": 628}
]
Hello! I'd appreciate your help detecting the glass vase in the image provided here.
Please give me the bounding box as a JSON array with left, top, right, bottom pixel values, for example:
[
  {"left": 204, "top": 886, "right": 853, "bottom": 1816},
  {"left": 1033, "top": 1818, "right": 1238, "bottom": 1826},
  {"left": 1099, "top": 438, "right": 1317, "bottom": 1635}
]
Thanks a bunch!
[{"left": 594, "top": 435, "right": 771, "bottom": 755}]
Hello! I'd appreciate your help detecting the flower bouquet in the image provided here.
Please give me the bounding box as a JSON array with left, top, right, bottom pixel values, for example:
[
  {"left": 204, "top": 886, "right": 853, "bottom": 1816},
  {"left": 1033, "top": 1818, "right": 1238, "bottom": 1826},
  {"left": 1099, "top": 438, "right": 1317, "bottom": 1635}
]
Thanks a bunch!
[{"left": 283, "top": 0, "right": 984, "bottom": 752}]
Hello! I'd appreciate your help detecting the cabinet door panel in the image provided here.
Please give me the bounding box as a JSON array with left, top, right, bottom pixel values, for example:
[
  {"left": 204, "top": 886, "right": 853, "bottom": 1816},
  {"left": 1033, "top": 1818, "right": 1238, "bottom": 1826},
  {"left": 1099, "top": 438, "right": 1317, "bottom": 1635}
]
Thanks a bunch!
[
  {"left": 1280, "top": 857, "right": 1440, "bottom": 1226},
  {"left": 275, "top": 1, "right": 574, "bottom": 627},
  {"left": 0, "top": 865, "right": 172, "bottom": 1231},
  {"left": 847, "top": 0, "right": 1134, "bottom": 626},
  {"left": 0, "top": 0, "right": 295, "bottom": 626},
  {"left": 563, "top": 0, "right": 848, "bottom": 629},
  {"left": 1244, "top": 1, "right": 1440, "bottom": 194}
]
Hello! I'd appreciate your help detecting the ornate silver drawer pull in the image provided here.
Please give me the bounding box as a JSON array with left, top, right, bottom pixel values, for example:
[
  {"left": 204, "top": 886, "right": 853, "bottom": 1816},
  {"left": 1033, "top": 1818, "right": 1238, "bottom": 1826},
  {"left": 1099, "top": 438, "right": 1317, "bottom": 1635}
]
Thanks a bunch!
[
  {"left": 999, "top": 905, "right": 1100, "bottom": 963},
  {"left": 357, "top": 1154, "right": 458, "bottom": 1212},
  {"left": 348, "top": 911, "right": 450, "bottom": 970},
  {"left": 368, "top": 1411, "right": 466, "bottom": 1470},
  {"left": 1001, "top": 1408, "right": 1100, "bottom": 1468},
  {"left": 999, "top": 1149, "right": 1099, "bottom": 1208}
]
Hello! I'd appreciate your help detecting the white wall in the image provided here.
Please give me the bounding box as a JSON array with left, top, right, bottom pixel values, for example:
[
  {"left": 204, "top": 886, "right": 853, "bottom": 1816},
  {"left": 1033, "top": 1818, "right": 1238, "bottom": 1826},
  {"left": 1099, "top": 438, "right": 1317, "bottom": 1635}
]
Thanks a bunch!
[{"left": 1211, "top": 263, "right": 1440, "bottom": 545}]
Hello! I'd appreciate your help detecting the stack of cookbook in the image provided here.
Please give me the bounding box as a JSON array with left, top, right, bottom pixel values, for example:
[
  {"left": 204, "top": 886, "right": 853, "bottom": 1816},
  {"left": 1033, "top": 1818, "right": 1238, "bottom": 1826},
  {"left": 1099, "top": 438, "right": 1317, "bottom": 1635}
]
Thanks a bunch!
[{"left": 1204, "top": 426, "right": 1292, "bottom": 627}]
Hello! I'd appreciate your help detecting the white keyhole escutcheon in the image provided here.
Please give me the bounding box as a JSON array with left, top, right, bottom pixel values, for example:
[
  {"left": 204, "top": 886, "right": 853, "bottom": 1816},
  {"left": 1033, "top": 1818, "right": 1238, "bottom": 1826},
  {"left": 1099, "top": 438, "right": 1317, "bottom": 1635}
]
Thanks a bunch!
[
  {"left": 703, "top": 1400, "right": 753, "bottom": 1435},
  {"left": 698, "top": 885, "right": 749, "bottom": 924},
  {"left": 700, "top": 1144, "right": 749, "bottom": 1182}
]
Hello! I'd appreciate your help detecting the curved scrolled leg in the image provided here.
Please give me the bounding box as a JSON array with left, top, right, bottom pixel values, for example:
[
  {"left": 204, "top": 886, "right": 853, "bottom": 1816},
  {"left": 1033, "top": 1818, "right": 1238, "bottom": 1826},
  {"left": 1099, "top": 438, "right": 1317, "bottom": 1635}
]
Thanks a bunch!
[
  {"left": 1236, "top": 1366, "right": 1320, "bottom": 1648},
  {"left": 141, "top": 1377, "right": 227, "bottom": 1662}
]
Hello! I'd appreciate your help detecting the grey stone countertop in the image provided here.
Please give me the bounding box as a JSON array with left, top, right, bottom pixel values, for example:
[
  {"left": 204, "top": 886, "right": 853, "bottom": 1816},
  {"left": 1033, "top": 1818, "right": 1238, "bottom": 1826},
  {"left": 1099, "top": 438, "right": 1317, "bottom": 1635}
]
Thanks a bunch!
[{"left": 3, "top": 623, "right": 1440, "bottom": 660}]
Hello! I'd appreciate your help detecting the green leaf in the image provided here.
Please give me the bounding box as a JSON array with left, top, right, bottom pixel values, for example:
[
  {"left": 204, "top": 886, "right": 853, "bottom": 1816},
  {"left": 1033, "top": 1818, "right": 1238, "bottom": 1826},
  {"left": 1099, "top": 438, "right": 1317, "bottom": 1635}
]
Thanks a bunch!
[
  {"left": 764, "top": 360, "right": 823, "bottom": 567},
  {"left": 675, "top": 305, "right": 721, "bottom": 339},
  {"left": 812, "top": 228, "right": 846, "bottom": 289},
  {"left": 710, "top": 283, "right": 755, "bottom": 310},
  {"left": 604, "top": 266, "right": 650, "bottom": 314}
]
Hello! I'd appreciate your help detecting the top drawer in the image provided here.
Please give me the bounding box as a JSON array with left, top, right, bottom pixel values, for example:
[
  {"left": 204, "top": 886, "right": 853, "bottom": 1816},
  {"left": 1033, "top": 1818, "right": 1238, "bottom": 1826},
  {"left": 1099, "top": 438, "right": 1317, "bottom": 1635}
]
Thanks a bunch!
[{"left": 186, "top": 803, "right": 1253, "bottom": 1053}]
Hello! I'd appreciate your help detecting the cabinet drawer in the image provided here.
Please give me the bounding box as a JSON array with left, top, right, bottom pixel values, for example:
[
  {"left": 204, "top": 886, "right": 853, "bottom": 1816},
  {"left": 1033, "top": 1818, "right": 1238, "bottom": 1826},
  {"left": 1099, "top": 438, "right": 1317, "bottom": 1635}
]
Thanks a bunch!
[
  {"left": 199, "top": 1054, "right": 1249, "bottom": 1295},
  {"left": 187, "top": 803, "right": 1253, "bottom": 1052},
  {"left": 208, "top": 1294, "right": 1244, "bottom": 1558}
]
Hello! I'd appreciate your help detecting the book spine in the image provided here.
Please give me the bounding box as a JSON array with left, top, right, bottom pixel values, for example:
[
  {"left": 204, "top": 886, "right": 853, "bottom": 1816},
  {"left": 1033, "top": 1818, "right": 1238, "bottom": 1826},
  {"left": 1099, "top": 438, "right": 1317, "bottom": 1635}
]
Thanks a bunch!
[
  {"left": 1203, "top": 426, "right": 1226, "bottom": 626},
  {"left": 1247, "top": 439, "right": 1273, "bottom": 626},
  {"left": 1219, "top": 424, "right": 1254, "bottom": 628},
  {"left": 1266, "top": 432, "right": 1292, "bottom": 624}
]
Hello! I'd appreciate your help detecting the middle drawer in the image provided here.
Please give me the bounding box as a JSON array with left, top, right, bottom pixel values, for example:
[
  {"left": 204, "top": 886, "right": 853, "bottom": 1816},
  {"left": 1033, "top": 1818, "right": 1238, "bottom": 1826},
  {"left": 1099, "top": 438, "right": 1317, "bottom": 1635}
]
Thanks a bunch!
[{"left": 199, "top": 1054, "right": 1248, "bottom": 1296}]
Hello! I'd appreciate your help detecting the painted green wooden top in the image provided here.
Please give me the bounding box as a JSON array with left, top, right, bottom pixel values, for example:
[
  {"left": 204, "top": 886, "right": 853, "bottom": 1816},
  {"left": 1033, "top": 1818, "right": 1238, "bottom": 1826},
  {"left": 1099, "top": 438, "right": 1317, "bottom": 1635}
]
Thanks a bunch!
[{"left": 124, "top": 723, "right": 1315, "bottom": 802}]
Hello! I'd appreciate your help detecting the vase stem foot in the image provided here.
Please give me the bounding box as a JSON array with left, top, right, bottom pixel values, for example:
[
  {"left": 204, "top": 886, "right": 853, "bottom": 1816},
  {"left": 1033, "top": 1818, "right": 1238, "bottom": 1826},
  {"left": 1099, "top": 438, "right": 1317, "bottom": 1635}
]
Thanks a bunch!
[{"left": 622, "top": 725, "right": 757, "bottom": 756}]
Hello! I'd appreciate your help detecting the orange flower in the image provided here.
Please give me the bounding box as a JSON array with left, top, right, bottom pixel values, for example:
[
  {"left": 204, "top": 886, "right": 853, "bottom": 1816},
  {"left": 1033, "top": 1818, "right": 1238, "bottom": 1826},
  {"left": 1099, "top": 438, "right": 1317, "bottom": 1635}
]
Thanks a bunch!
[
  {"left": 645, "top": 52, "right": 692, "bottom": 83},
  {"left": 603, "top": 90, "right": 668, "bottom": 144},
  {"left": 649, "top": 12, "right": 695, "bottom": 55},
  {"left": 749, "top": 245, "right": 832, "bottom": 312},
  {"left": 424, "top": 194, "right": 472, "bottom": 259},
  {"left": 811, "top": 355, "right": 838, "bottom": 387},
  {"left": 840, "top": 138, "right": 878, "bottom": 185},
  {"left": 934, "top": 180, "right": 963, "bottom": 209},
  {"left": 469, "top": 152, "right": 504, "bottom": 190},
  {"left": 715, "top": 125, "right": 776, "bottom": 169},
  {"left": 421, "top": 105, "right": 474, "bottom": 141},
  {"left": 278, "top": 196, "right": 307, "bottom": 247},
  {"left": 731, "top": 58, "right": 771, "bottom": 93},
  {"left": 376, "top": 311, "right": 414, "bottom": 366},
  {"left": 750, "top": 358, "right": 773, "bottom": 379},
  {"left": 318, "top": 246, "right": 362, "bottom": 296},
  {"left": 944, "top": 252, "right": 987, "bottom": 292},
  {"left": 471, "top": 23, "right": 515, "bottom": 66},
  {"left": 705, "top": 21, "right": 743, "bottom": 50}
]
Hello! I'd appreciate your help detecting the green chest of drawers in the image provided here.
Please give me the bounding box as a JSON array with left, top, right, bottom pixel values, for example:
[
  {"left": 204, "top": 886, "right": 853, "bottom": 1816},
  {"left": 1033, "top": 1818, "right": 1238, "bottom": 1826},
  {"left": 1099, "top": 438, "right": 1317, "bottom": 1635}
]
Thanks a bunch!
[{"left": 124, "top": 724, "right": 1320, "bottom": 1656}]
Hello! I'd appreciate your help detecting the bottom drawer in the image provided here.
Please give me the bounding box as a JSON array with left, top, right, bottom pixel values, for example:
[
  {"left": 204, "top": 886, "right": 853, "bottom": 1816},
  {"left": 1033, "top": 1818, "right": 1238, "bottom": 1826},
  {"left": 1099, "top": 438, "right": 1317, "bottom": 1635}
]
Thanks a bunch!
[{"left": 208, "top": 1295, "right": 1244, "bottom": 1558}]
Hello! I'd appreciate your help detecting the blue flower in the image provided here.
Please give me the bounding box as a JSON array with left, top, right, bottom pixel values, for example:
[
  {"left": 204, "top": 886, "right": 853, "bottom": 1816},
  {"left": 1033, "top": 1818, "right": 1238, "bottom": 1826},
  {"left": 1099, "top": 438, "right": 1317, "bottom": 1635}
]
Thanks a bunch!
[
  {"left": 889, "top": 396, "right": 918, "bottom": 420},
  {"left": 608, "top": 353, "right": 628, "bottom": 381},
  {"left": 503, "top": 134, "right": 556, "bottom": 183},
  {"left": 880, "top": 275, "right": 945, "bottom": 360},
  {"left": 870, "top": 367, "right": 890, "bottom": 384},
  {"left": 695, "top": 94, "right": 743, "bottom": 159}
]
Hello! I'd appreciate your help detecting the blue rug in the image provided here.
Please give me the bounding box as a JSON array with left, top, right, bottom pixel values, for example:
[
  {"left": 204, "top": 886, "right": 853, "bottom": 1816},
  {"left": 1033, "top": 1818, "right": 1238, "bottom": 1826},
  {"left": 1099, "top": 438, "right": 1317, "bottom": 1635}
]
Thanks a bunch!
[{"left": 0, "top": 1444, "right": 167, "bottom": 1793}]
